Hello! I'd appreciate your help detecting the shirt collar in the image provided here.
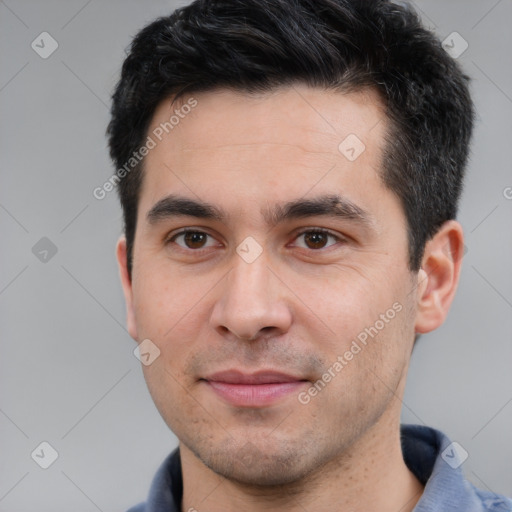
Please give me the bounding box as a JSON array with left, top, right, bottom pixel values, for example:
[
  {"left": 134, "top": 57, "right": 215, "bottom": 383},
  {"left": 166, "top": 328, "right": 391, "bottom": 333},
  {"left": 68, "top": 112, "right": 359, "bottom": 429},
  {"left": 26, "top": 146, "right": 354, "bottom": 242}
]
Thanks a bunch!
[{"left": 140, "top": 424, "right": 511, "bottom": 512}]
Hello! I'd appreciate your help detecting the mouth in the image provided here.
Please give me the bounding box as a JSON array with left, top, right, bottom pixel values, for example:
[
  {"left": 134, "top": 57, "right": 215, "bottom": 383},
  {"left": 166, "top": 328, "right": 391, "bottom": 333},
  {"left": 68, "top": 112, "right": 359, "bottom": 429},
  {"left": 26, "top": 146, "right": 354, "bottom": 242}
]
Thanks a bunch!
[{"left": 201, "top": 370, "right": 309, "bottom": 407}]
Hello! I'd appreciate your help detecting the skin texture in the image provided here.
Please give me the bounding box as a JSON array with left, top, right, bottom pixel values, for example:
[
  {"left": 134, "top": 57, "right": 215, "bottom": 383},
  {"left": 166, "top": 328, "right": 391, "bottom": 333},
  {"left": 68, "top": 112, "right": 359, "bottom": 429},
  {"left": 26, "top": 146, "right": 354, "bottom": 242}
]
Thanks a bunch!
[{"left": 117, "top": 84, "right": 464, "bottom": 512}]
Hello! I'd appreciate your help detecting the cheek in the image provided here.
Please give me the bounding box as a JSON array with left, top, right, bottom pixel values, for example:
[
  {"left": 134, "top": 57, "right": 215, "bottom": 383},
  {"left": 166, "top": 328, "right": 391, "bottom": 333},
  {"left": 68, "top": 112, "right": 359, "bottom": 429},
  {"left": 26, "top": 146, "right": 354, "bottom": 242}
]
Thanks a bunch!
[
  {"left": 141, "top": 361, "right": 206, "bottom": 437},
  {"left": 302, "top": 270, "right": 413, "bottom": 393},
  {"left": 299, "top": 268, "right": 399, "bottom": 349},
  {"left": 131, "top": 265, "right": 219, "bottom": 376},
  {"left": 132, "top": 264, "right": 202, "bottom": 335},
  {"left": 300, "top": 306, "right": 411, "bottom": 437}
]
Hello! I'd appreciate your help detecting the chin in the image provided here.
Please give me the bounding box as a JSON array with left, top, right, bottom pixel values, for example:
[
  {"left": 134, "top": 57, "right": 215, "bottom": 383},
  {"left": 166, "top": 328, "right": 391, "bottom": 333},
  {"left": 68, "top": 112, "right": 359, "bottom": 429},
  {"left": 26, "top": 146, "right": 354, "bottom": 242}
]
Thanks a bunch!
[{"left": 186, "top": 434, "right": 326, "bottom": 488}]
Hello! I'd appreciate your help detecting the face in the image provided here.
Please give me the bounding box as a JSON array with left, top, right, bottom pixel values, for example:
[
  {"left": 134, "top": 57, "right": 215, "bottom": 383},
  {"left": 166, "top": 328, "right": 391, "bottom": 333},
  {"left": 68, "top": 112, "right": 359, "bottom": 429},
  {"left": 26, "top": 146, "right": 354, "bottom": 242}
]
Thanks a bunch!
[{"left": 119, "top": 85, "right": 423, "bottom": 486}]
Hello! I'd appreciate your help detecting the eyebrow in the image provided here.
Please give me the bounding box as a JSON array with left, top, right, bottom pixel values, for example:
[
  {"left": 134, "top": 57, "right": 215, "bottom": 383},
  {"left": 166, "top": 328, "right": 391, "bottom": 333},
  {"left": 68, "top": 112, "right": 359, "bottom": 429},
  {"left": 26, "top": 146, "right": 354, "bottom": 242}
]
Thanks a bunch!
[{"left": 146, "top": 193, "right": 374, "bottom": 229}]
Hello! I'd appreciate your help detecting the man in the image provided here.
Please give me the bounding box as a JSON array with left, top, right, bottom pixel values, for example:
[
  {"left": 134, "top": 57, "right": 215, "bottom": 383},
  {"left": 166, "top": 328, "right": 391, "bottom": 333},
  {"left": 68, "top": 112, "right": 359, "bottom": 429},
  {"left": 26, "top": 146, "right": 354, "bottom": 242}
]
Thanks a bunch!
[{"left": 107, "top": 1, "right": 512, "bottom": 510}]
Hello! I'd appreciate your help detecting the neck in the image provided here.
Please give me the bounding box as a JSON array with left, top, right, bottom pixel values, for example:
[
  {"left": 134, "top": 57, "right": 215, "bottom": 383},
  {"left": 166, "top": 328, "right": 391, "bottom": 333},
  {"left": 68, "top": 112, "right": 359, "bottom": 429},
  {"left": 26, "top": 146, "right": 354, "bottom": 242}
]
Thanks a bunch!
[{"left": 180, "top": 408, "right": 424, "bottom": 512}]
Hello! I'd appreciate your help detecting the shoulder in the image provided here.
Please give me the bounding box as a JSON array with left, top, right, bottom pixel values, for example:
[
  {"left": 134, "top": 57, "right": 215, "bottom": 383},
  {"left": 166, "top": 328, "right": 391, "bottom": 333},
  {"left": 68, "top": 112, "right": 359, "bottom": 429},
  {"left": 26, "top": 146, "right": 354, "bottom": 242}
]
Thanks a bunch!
[
  {"left": 124, "top": 448, "right": 182, "bottom": 512},
  {"left": 125, "top": 503, "right": 146, "bottom": 512},
  {"left": 472, "top": 486, "right": 512, "bottom": 512},
  {"left": 401, "top": 424, "right": 512, "bottom": 511}
]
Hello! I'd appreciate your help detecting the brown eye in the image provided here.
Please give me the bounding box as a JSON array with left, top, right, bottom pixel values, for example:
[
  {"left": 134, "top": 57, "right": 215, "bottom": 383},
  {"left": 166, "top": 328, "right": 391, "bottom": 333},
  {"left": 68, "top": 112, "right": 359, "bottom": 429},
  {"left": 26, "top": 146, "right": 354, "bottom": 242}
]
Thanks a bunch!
[
  {"left": 304, "top": 231, "right": 329, "bottom": 249},
  {"left": 169, "top": 230, "right": 216, "bottom": 250},
  {"left": 294, "top": 229, "right": 342, "bottom": 250},
  {"left": 183, "top": 231, "right": 207, "bottom": 249}
]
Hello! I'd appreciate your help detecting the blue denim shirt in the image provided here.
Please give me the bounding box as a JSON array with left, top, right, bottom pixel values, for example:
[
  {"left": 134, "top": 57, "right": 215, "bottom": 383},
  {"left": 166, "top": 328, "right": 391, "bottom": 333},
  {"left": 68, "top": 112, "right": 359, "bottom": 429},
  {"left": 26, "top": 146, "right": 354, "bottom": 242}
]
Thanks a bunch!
[{"left": 127, "top": 424, "right": 511, "bottom": 511}]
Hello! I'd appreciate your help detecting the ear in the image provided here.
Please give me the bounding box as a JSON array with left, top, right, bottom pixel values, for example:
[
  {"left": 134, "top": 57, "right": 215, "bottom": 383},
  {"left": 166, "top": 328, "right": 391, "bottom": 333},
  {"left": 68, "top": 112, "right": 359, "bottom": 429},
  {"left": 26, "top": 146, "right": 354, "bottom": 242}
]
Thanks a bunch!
[
  {"left": 414, "top": 220, "right": 465, "bottom": 334},
  {"left": 116, "top": 236, "right": 138, "bottom": 341}
]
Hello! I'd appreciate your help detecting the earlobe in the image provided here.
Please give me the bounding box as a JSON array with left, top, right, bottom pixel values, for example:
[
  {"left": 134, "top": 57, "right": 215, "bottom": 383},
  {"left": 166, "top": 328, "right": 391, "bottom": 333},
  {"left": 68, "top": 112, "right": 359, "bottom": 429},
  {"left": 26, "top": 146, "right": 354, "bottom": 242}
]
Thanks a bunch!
[
  {"left": 414, "top": 220, "right": 464, "bottom": 334},
  {"left": 116, "top": 236, "right": 138, "bottom": 341}
]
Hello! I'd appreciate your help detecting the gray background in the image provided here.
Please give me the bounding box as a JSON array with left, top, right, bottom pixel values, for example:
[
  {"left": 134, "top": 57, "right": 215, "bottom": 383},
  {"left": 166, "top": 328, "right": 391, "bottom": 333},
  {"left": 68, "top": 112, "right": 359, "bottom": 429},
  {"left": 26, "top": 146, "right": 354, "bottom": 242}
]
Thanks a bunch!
[{"left": 1, "top": 0, "right": 511, "bottom": 510}]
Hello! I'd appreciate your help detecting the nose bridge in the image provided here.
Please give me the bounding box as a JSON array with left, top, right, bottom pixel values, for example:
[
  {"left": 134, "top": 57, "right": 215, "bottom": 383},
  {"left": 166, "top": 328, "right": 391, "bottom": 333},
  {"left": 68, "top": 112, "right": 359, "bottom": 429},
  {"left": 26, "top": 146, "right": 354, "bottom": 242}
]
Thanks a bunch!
[
  {"left": 227, "top": 248, "right": 273, "bottom": 315},
  {"left": 231, "top": 246, "right": 270, "bottom": 303},
  {"left": 210, "top": 245, "right": 291, "bottom": 340}
]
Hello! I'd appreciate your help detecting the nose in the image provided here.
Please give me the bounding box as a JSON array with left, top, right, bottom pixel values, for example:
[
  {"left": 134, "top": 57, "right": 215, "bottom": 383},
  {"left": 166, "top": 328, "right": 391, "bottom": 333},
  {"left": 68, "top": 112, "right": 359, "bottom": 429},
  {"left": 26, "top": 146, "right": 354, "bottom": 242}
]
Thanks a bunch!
[{"left": 209, "top": 249, "right": 293, "bottom": 342}]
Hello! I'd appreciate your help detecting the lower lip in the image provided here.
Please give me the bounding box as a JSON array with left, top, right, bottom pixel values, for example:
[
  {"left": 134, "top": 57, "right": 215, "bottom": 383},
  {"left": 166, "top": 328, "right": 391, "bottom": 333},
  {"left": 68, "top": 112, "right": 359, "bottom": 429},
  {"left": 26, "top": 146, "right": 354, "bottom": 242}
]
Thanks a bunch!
[{"left": 205, "top": 380, "right": 307, "bottom": 407}]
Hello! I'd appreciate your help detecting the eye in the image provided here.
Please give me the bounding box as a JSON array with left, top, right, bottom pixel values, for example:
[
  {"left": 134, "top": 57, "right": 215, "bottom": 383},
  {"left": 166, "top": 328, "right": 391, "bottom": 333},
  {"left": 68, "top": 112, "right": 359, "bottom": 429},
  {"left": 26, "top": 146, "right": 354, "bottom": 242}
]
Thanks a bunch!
[
  {"left": 292, "top": 228, "right": 344, "bottom": 250},
  {"left": 167, "top": 229, "right": 219, "bottom": 251},
  {"left": 166, "top": 227, "right": 345, "bottom": 254}
]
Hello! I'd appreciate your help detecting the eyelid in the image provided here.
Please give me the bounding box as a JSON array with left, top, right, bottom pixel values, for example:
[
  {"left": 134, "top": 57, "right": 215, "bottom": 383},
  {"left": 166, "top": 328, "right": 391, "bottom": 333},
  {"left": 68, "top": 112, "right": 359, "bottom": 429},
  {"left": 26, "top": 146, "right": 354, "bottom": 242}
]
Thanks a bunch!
[
  {"left": 289, "top": 227, "right": 346, "bottom": 249},
  {"left": 166, "top": 228, "right": 221, "bottom": 248}
]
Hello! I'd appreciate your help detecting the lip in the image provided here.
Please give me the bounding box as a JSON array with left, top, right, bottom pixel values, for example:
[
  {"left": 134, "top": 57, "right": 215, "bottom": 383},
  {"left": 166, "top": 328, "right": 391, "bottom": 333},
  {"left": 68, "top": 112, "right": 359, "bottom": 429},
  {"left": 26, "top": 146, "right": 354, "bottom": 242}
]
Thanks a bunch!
[{"left": 202, "top": 370, "right": 309, "bottom": 407}]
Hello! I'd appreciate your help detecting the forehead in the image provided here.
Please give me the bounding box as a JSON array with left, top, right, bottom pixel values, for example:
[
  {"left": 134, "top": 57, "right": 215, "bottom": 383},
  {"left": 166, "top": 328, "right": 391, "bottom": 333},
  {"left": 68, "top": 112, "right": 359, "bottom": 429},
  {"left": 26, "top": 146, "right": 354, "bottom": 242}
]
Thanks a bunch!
[
  {"left": 149, "top": 85, "right": 385, "bottom": 153},
  {"left": 138, "top": 85, "right": 391, "bottom": 226}
]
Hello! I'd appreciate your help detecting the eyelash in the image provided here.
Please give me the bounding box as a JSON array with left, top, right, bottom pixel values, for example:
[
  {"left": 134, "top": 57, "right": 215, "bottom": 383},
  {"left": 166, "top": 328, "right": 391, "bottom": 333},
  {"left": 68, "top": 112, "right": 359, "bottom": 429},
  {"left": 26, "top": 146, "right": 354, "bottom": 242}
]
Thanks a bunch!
[{"left": 166, "top": 227, "right": 345, "bottom": 253}]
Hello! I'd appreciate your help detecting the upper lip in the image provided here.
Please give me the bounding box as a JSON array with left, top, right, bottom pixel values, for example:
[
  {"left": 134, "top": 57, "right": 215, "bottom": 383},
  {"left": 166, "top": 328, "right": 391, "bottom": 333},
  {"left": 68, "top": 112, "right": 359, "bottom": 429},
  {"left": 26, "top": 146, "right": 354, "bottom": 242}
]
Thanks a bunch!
[{"left": 203, "top": 370, "right": 306, "bottom": 384}]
